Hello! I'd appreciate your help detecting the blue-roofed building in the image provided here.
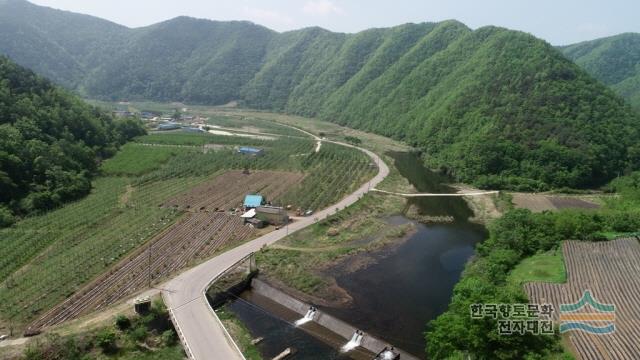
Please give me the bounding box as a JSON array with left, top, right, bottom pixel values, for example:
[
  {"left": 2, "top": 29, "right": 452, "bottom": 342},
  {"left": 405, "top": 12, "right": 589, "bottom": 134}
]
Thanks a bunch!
[
  {"left": 238, "top": 147, "right": 264, "bottom": 156},
  {"left": 244, "top": 195, "right": 264, "bottom": 209}
]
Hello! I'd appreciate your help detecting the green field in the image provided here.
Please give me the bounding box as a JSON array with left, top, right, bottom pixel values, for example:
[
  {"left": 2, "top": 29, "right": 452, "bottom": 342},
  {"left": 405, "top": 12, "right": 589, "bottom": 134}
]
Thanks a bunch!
[
  {"left": 0, "top": 122, "right": 376, "bottom": 331},
  {"left": 135, "top": 132, "right": 269, "bottom": 146},
  {"left": 507, "top": 249, "right": 567, "bottom": 285},
  {"left": 101, "top": 143, "right": 193, "bottom": 176}
]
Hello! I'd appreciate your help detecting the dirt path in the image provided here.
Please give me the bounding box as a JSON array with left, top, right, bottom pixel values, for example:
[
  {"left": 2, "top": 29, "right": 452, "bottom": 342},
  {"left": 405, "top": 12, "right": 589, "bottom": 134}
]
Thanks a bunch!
[
  {"left": 119, "top": 185, "right": 134, "bottom": 206},
  {"left": 270, "top": 244, "right": 346, "bottom": 253}
]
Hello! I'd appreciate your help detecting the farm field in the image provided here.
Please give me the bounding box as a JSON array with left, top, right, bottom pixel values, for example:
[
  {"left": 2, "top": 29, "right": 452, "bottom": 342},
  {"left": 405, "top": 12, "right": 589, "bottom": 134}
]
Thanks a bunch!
[
  {"left": 101, "top": 143, "right": 193, "bottom": 176},
  {"left": 525, "top": 239, "right": 640, "bottom": 359},
  {"left": 0, "top": 125, "right": 376, "bottom": 334},
  {"left": 162, "top": 170, "right": 304, "bottom": 212},
  {"left": 511, "top": 193, "right": 601, "bottom": 212}
]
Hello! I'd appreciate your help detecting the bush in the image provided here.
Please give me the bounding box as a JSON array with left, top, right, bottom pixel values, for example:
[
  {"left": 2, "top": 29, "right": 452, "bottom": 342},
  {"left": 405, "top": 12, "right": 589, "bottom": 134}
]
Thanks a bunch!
[
  {"left": 0, "top": 205, "right": 15, "bottom": 227},
  {"left": 95, "top": 329, "right": 117, "bottom": 353},
  {"left": 161, "top": 329, "right": 178, "bottom": 346},
  {"left": 129, "top": 325, "right": 148, "bottom": 342},
  {"left": 115, "top": 314, "right": 131, "bottom": 331}
]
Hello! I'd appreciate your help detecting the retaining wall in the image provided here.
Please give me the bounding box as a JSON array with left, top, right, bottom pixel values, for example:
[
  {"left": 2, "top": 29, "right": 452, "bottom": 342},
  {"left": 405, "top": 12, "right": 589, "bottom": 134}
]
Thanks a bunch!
[{"left": 251, "top": 278, "right": 419, "bottom": 360}]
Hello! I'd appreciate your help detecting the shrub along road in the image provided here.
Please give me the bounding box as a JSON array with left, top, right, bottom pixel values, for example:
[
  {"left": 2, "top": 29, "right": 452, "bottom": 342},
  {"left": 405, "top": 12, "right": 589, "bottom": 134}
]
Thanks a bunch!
[{"left": 162, "top": 137, "right": 389, "bottom": 360}]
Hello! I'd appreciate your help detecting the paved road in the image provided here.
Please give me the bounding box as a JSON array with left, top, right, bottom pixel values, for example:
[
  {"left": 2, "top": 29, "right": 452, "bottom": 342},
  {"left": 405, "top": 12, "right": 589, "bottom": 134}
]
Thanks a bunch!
[{"left": 162, "top": 137, "right": 389, "bottom": 360}]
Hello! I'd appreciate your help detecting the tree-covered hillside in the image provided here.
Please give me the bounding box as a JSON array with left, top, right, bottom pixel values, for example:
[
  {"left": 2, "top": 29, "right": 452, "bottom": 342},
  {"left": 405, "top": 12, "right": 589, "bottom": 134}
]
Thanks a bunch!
[
  {"left": 561, "top": 33, "right": 640, "bottom": 110},
  {"left": 0, "top": 56, "right": 145, "bottom": 225},
  {"left": 0, "top": 0, "right": 127, "bottom": 89},
  {"left": 1, "top": 0, "right": 639, "bottom": 190}
]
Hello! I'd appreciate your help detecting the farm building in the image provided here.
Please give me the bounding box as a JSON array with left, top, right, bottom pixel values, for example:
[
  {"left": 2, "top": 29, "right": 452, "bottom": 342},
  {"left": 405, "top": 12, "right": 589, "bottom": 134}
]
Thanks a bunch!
[
  {"left": 157, "top": 123, "right": 181, "bottom": 131},
  {"left": 244, "top": 195, "right": 264, "bottom": 209},
  {"left": 256, "top": 206, "right": 289, "bottom": 226},
  {"left": 238, "top": 147, "right": 264, "bottom": 156},
  {"left": 245, "top": 218, "right": 265, "bottom": 229},
  {"left": 183, "top": 127, "right": 205, "bottom": 133}
]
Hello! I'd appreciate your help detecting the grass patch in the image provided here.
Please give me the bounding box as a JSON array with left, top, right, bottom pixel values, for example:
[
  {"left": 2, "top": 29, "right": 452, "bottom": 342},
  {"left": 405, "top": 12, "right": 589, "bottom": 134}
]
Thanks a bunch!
[
  {"left": 136, "top": 132, "right": 267, "bottom": 147},
  {"left": 216, "top": 306, "right": 263, "bottom": 360},
  {"left": 256, "top": 192, "right": 409, "bottom": 295},
  {"left": 101, "top": 143, "right": 191, "bottom": 176},
  {"left": 596, "top": 231, "right": 640, "bottom": 240},
  {"left": 508, "top": 248, "right": 567, "bottom": 286}
]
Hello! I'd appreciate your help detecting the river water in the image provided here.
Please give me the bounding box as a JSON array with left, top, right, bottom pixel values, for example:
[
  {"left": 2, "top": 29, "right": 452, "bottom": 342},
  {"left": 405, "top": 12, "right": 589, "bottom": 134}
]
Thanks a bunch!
[{"left": 224, "top": 151, "right": 487, "bottom": 359}]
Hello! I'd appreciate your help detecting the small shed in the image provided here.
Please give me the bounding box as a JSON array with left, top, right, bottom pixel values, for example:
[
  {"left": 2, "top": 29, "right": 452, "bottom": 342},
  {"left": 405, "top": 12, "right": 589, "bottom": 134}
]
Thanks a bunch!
[
  {"left": 134, "top": 297, "right": 151, "bottom": 314},
  {"left": 238, "top": 147, "right": 264, "bottom": 156},
  {"left": 244, "top": 195, "right": 264, "bottom": 209},
  {"left": 256, "top": 206, "right": 289, "bottom": 226}
]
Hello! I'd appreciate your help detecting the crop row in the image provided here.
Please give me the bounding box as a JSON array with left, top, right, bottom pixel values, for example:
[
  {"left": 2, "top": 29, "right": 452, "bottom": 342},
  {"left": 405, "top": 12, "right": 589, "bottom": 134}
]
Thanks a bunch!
[{"left": 525, "top": 239, "right": 640, "bottom": 359}]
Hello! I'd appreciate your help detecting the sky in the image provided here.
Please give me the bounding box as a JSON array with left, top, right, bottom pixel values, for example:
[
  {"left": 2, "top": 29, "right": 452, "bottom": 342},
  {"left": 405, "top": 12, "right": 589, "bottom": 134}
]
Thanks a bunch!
[{"left": 29, "top": 0, "right": 639, "bottom": 45}]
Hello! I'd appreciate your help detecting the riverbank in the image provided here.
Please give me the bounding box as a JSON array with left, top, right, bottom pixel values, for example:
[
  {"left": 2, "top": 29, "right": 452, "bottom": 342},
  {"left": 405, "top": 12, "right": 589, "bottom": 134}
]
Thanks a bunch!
[
  {"left": 252, "top": 151, "right": 488, "bottom": 357},
  {"left": 255, "top": 190, "right": 418, "bottom": 308}
]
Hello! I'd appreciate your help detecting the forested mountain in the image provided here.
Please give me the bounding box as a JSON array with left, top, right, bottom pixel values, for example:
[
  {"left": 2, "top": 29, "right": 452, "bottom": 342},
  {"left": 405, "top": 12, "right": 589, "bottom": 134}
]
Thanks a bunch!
[
  {"left": 561, "top": 33, "right": 640, "bottom": 111},
  {"left": 1, "top": 0, "right": 639, "bottom": 190},
  {"left": 0, "top": 56, "right": 145, "bottom": 225}
]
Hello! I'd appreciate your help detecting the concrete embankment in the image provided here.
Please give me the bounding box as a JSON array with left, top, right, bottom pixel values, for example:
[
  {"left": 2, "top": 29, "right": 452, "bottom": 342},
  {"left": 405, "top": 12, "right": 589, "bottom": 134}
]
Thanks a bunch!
[{"left": 251, "top": 278, "right": 419, "bottom": 360}]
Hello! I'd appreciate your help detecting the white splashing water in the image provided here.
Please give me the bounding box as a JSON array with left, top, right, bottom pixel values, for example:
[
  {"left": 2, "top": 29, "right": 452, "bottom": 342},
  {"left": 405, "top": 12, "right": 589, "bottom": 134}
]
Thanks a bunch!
[
  {"left": 294, "top": 308, "right": 316, "bottom": 326},
  {"left": 341, "top": 332, "right": 363, "bottom": 352}
]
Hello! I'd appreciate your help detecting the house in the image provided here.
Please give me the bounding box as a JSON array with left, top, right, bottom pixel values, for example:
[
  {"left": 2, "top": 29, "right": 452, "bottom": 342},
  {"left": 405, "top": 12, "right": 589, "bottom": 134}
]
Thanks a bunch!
[
  {"left": 256, "top": 206, "right": 289, "bottom": 226},
  {"left": 243, "top": 195, "right": 264, "bottom": 209},
  {"left": 157, "top": 123, "right": 181, "bottom": 131},
  {"left": 238, "top": 147, "right": 264, "bottom": 156}
]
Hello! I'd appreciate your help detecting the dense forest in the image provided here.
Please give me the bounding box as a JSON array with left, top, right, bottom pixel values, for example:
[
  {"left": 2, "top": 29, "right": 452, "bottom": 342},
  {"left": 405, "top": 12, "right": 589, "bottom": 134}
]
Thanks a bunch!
[
  {"left": 562, "top": 33, "right": 640, "bottom": 111},
  {"left": 0, "top": 56, "right": 145, "bottom": 225},
  {"left": 1, "top": 0, "right": 639, "bottom": 190}
]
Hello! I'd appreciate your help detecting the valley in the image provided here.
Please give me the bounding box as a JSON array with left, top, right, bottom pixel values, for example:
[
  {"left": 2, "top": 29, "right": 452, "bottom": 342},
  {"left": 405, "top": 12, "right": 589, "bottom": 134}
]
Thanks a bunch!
[{"left": 1, "top": 2, "right": 640, "bottom": 359}]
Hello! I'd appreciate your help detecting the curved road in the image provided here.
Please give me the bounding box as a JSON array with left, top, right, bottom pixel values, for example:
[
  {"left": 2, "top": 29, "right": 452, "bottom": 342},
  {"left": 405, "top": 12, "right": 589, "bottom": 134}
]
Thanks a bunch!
[{"left": 162, "top": 137, "right": 389, "bottom": 359}]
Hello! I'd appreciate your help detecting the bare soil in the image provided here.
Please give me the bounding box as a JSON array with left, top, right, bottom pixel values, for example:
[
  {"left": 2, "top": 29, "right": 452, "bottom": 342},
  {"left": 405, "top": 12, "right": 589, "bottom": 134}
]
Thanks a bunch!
[{"left": 512, "top": 193, "right": 601, "bottom": 212}]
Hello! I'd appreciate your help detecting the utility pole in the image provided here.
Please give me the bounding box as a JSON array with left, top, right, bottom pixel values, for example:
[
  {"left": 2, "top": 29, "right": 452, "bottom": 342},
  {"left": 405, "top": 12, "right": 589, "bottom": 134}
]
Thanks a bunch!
[{"left": 148, "top": 245, "right": 152, "bottom": 288}]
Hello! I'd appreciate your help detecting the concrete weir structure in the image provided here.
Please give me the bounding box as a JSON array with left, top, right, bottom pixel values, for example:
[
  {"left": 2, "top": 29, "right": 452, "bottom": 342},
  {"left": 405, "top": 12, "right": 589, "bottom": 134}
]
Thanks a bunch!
[{"left": 251, "top": 278, "right": 419, "bottom": 360}]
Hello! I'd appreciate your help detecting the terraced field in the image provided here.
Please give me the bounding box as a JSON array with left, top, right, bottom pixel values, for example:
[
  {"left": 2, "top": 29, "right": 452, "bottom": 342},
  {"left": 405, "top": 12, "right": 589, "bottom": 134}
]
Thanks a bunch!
[
  {"left": 0, "top": 127, "right": 376, "bottom": 335},
  {"left": 27, "top": 212, "right": 251, "bottom": 332},
  {"left": 525, "top": 239, "right": 640, "bottom": 359},
  {"left": 162, "top": 170, "right": 305, "bottom": 211}
]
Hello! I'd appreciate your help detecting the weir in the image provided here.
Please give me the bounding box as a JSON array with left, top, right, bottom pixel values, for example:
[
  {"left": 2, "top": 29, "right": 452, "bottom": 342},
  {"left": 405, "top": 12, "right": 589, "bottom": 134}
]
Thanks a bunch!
[{"left": 250, "top": 278, "right": 419, "bottom": 360}]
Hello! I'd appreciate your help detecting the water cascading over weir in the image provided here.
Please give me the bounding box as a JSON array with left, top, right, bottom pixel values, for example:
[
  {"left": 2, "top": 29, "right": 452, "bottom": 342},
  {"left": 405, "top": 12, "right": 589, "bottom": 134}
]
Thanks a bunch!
[{"left": 294, "top": 306, "right": 317, "bottom": 326}]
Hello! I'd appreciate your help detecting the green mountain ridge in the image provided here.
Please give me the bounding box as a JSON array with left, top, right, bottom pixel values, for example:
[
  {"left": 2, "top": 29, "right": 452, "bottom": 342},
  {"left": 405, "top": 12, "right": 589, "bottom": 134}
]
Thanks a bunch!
[
  {"left": 1, "top": 0, "right": 639, "bottom": 190},
  {"left": 561, "top": 32, "right": 640, "bottom": 110}
]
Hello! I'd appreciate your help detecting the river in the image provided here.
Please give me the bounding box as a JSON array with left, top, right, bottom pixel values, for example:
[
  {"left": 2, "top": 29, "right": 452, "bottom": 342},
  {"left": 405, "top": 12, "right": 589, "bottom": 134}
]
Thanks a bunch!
[{"left": 224, "top": 151, "right": 487, "bottom": 359}]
